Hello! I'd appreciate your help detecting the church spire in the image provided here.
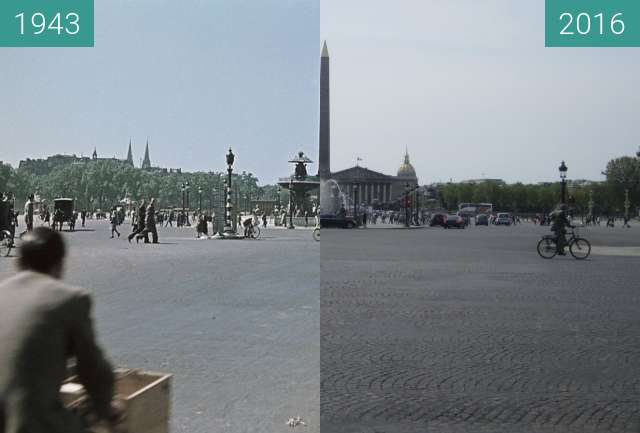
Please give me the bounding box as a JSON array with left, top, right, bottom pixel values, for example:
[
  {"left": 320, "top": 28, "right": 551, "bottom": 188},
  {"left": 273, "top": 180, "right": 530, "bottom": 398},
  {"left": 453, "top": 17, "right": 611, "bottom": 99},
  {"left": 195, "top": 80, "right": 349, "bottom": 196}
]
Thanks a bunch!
[
  {"left": 404, "top": 146, "right": 410, "bottom": 164},
  {"left": 126, "top": 139, "right": 134, "bottom": 166},
  {"left": 92, "top": 147, "right": 97, "bottom": 160},
  {"left": 142, "top": 139, "right": 151, "bottom": 170}
]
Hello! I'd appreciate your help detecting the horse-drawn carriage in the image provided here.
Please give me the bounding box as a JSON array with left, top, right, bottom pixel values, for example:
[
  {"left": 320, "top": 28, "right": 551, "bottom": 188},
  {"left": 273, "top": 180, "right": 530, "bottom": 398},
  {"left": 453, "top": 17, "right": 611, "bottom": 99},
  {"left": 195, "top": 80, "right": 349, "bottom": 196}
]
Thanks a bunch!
[{"left": 52, "top": 198, "right": 77, "bottom": 231}]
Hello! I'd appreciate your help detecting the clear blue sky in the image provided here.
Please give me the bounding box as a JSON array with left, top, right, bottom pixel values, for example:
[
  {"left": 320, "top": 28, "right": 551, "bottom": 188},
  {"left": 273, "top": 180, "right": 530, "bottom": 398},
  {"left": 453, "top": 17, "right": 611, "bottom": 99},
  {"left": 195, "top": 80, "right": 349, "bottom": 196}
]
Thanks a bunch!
[
  {"left": 322, "top": 0, "right": 640, "bottom": 184},
  {"left": 1, "top": 0, "right": 320, "bottom": 184}
]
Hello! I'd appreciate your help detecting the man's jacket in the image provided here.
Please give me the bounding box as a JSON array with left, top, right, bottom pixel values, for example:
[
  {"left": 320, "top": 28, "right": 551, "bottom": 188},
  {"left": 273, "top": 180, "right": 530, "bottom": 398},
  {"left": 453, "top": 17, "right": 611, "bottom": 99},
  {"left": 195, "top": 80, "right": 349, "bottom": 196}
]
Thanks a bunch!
[{"left": 0, "top": 271, "right": 114, "bottom": 433}]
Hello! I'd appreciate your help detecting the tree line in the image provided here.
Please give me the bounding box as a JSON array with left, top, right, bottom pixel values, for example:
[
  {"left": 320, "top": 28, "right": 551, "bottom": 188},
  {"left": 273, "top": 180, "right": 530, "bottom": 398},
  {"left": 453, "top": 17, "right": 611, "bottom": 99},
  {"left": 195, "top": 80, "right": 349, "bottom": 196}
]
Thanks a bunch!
[
  {"left": 436, "top": 152, "right": 639, "bottom": 216},
  {"left": 0, "top": 159, "right": 281, "bottom": 211}
]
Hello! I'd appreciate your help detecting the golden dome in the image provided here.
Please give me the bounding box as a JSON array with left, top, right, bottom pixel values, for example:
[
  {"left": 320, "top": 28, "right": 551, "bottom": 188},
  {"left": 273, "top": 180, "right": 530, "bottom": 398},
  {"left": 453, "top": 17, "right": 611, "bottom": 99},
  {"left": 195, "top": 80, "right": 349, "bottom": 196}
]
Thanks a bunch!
[{"left": 397, "top": 150, "right": 416, "bottom": 178}]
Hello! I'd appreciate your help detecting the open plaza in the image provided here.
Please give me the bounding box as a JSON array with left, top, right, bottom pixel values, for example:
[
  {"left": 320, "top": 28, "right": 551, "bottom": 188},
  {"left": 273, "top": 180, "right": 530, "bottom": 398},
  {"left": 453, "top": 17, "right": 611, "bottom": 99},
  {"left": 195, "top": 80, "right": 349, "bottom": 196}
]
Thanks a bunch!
[
  {"left": 0, "top": 220, "right": 320, "bottom": 433},
  {"left": 321, "top": 222, "right": 640, "bottom": 433}
]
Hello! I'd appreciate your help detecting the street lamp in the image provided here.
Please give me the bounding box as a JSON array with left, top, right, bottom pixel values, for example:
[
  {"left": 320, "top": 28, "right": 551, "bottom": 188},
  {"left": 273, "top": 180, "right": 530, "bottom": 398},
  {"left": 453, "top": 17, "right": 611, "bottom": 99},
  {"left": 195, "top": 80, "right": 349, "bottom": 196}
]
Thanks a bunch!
[
  {"left": 415, "top": 186, "right": 420, "bottom": 225},
  {"left": 198, "top": 187, "right": 203, "bottom": 213},
  {"left": 559, "top": 161, "right": 568, "bottom": 205},
  {"left": 588, "top": 190, "right": 594, "bottom": 222},
  {"left": 181, "top": 183, "right": 187, "bottom": 226},
  {"left": 223, "top": 148, "right": 236, "bottom": 235},
  {"left": 353, "top": 184, "right": 359, "bottom": 219},
  {"left": 624, "top": 189, "right": 631, "bottom": 226},
  {"left": 404, "top": 183, "right": 410, "bottom": 228},
  {"left": 288, "top": 178, "right": 295, "bottom": 229}
]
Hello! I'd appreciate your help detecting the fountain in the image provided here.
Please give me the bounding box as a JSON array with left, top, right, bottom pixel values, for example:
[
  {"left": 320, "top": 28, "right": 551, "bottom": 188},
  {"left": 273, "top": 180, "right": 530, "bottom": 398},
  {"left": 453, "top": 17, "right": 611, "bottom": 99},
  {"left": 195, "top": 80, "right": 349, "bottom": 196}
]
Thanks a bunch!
[
  {"left": 278, "top": 152, "right": 320, "bottom": 227},
  {"left": 320, "top": 179, "right": 348, "bottom": 216}
]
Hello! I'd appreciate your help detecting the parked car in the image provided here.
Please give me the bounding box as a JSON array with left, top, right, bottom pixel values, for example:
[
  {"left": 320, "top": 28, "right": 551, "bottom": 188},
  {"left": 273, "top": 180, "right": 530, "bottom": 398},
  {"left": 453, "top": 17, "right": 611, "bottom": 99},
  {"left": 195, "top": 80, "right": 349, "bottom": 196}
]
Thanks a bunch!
[
  {"left": 444, "top": 214, "right": 466, "bottom": 229},
  {"left": 320, "top": 214, "right": 359, "bottom": 229},
  {"left": 495, "top": 212, "right": 512, "bottom": 226},
  {"left": 476, "top": 214, "right": 489, "bottom": 226},
  {"left": 429, "top": 213, "right": 447, "bottom": 227}
]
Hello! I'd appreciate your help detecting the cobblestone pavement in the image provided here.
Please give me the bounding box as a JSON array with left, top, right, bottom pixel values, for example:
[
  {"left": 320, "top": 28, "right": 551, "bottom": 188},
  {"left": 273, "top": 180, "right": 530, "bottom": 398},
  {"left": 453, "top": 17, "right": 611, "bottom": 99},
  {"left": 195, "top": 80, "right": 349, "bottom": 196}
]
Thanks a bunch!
[
  {"left": 321, "top": 224, "right": 640, "bottom": 433},
  {"left": 0, "top": 220, "right": 319, "bottom": 433}
]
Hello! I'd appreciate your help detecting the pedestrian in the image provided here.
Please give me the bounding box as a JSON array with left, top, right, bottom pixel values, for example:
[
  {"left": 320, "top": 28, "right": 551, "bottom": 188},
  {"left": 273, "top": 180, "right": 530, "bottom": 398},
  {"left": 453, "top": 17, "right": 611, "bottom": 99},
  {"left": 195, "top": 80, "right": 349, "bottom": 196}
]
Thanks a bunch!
[
  {"left": 137, "top": 198, "right": 158, "bottom": 244},
  {"left": 18, "top": 194, "right": 35, "bottom": 238},
  {"left": 81, "top": 210, "right": 86, "bottom": 227},
  {"left": 304, "top": 211, "right": 309, "bottom": 227},
  {"left": 127, "top": 199, "right": 146, "bottom": 243},
  {"left": 262, "top": 213, "right": 267, "bottom": 228},
  {"left": 0, "top": 227, "right": 124, "bottom": 432},
  {"left": 110, "top": 208, "right": 120, "bottom": 238}
]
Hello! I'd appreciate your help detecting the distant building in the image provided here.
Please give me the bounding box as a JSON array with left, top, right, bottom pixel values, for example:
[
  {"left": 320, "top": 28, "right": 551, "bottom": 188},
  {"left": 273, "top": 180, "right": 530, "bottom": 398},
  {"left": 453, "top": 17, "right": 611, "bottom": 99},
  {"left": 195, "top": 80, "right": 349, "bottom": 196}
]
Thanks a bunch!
[
  {"left": 331, "top": 150, "right": 419, "bottom": 205},
  {"left": 460, "top": 178, "right": 505, "bottom": 185}
]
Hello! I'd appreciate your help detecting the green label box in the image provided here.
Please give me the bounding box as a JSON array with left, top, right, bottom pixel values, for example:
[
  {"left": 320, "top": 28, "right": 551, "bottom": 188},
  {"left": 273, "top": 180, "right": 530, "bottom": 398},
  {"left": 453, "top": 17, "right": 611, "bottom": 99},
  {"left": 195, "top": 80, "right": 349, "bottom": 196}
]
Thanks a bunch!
[
  {"left": 546, "top": 0, "right": 640, "bottom": 47},
  {"left": 0, "top": 0, "right": 93, "bottom": 47}
]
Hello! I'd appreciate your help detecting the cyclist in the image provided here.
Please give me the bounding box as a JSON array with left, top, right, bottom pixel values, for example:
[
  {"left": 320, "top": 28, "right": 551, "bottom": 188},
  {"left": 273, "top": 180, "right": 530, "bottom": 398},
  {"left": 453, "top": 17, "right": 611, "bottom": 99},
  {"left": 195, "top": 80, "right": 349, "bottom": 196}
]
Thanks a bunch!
[
  {"left": 242, "top": 216, "right": 254, "bottom": 238},
  {"left": 550, "top": 204, "right": 573, "bottom": 255}
]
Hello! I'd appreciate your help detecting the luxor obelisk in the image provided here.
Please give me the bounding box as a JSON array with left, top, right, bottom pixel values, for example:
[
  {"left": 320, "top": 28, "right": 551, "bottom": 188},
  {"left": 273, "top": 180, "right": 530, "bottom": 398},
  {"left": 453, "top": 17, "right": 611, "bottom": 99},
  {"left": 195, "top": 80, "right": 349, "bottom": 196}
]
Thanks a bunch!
[{"left": 319, "top": 41, "right": 330, "bottom": 180}]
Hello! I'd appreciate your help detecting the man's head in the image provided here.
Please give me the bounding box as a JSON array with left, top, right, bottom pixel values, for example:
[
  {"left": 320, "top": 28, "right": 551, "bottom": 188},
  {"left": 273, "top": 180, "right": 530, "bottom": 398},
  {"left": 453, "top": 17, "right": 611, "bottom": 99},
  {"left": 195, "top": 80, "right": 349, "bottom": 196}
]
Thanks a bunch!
[
  {"left": 18, "top": 227, "right": 66, "bottom": 279},
  {"left": 28, "top": 194, "right": 34, "bottom": 201}
]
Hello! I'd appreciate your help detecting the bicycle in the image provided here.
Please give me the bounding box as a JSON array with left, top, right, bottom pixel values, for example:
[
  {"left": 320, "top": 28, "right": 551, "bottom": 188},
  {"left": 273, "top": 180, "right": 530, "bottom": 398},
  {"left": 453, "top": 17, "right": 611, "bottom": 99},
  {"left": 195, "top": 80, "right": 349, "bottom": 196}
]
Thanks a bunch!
[
  {"left": 245, "top": 224, "right": 261, "bottom": 239},
  {"left": 0, "top": 229, "right": 14, "bottom": 257},
  {"left": 313, "top": 227, "right": 320, "bottom": 242},
  {"left": 537, "top": 227, "right": 591, "bottom": 260}
]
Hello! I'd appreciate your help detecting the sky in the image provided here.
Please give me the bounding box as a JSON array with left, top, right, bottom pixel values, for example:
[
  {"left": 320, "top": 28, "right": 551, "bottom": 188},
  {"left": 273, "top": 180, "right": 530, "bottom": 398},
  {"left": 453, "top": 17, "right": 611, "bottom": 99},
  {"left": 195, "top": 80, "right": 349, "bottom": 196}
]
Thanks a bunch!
[
  {"left": 321, "top": 0, "right": 640, "bottom": 184},
  {"left": 0, "top": 0, "right": 320, "bottom": 184}
]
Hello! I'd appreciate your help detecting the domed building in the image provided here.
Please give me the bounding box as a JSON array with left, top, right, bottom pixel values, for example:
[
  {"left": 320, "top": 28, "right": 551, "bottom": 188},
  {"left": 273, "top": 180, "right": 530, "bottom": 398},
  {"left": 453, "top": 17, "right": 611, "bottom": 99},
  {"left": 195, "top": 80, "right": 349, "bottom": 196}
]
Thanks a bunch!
[
  {"left": 330, "top": 150, "right": 419, "bottom": 206},
  {"left": 397, "top": 150, "right": 417, "bottom": 179}
]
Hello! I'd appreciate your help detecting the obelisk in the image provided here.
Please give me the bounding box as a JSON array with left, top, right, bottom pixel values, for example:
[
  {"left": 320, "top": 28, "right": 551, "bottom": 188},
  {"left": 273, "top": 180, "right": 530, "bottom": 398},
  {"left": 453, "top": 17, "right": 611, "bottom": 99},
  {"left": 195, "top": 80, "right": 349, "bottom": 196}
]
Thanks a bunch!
[{"left": 318, "top": 41, "right": 330, "bottom": 179}]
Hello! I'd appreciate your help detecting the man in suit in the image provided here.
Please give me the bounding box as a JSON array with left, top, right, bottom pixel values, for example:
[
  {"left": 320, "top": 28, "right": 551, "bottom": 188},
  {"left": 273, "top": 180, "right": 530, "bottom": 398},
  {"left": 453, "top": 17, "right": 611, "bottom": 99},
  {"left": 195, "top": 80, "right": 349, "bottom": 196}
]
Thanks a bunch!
[
  {"left": 0, "top": 227, "right": 122, "bottom": 433},
  {"left": 136, "top": 198, "right": 158, "bottom": 244},
  {"left": 127, "top": 199, "right": 146, "bottom": 243}
]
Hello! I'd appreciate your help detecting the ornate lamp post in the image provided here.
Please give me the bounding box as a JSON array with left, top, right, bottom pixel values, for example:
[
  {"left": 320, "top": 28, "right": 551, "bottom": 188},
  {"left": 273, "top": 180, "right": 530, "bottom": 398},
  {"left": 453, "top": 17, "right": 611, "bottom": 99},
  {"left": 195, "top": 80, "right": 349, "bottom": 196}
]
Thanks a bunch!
[
  {"left": 198, "top": 187, "right": 203, "bottom": 213},
  {"left": 405, "top": 183, "right": 410, "bottom": 228},
  {"left": 624, "top": 189, "right": 631, "bottom": 226},
  {"left": 415, "top": 186, "right": 420, "bottom": 225},
  {"left": 181, "top": 182, "right": 186, "bottom": 225},
  {"left": 353, "top": 184, "right": 359, "bottom": 220},
  {"left": 588, "top": 190, "right": 594, "bottom": 221},
  {"left": 288, "top": 178, "right": 295, "bottom": 229},
  {"left": 559, "top": 161, "right": 568, "bottom": 205},
  {"left": 224, "top": 148, "right": 236, "bottom": 235}
]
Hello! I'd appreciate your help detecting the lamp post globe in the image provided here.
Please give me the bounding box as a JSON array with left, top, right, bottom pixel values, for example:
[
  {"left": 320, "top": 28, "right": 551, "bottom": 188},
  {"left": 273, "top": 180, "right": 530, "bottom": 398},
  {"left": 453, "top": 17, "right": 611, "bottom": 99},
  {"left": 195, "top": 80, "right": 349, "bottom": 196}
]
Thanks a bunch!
[{"left": 226, "top": 148, "right": 235, "bottom": 168}]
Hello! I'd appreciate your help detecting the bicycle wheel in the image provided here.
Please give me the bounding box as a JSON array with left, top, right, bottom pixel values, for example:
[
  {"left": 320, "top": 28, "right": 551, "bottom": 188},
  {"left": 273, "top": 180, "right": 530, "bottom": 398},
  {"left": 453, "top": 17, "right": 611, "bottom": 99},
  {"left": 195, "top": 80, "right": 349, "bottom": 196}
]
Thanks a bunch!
[
  {"left": 252, "top": 226, "right": 261, "bottom": 239},
  {"left": 313, "top": 228, "right": 320, "bottom": 241},
  {"left": 0, "top": 236, "right": 11, "bottom": 257},
  {"left": 537, "top": 237, "right": 557, "bottom": 259},
  {"left": 569, "top": 237, "right": 591, "bottom": 260}
]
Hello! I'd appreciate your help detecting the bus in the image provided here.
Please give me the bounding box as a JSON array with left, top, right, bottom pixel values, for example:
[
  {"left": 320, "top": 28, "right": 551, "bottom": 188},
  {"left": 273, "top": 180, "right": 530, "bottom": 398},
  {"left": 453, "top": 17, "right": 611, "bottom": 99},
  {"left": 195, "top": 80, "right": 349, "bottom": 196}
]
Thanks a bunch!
[{"left": 458, "top": 203, "right": 493, "bottom": 216}]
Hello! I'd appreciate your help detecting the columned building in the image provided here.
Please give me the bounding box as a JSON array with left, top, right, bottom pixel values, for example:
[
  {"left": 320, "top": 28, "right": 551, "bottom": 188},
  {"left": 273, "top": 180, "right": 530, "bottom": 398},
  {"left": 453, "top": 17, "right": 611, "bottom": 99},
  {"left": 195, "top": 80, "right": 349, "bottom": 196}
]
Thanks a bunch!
[{"left": 331, "top": 151, "right": 418, "bottom": 206}]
